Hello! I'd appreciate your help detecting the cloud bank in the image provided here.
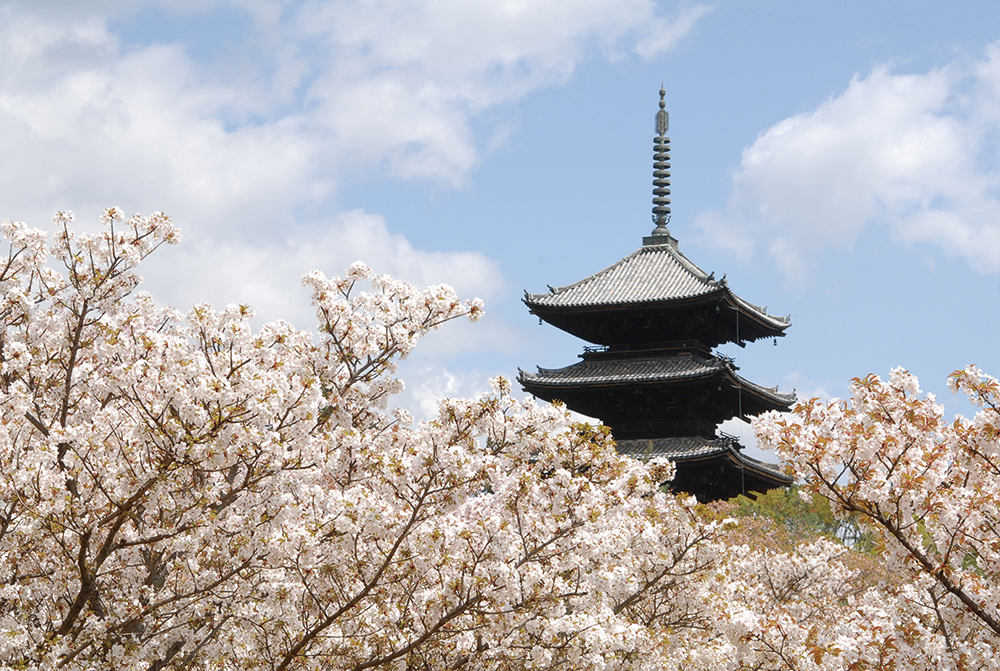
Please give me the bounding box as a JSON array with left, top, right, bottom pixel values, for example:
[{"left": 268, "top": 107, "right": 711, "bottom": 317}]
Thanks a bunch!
[
  {"left": 697, "top": 44, "right": 1000, "bottom": 282},
  {"left": 0, "top": 0, "right": 707, "bottom": 305},
  {"left": 0, "top": 0, "right": 708, "bottom": 414}
]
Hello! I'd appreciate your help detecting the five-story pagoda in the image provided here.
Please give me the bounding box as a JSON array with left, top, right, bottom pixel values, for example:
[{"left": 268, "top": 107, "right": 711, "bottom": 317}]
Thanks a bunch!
[{"left": 519, "top": 89, "right": 795, "bottom": 502}]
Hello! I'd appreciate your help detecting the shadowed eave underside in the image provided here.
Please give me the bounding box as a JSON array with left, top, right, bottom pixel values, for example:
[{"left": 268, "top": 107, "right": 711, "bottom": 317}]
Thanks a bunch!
[{"left": 518, "top": 353, "right": 796, "bottom": 409}]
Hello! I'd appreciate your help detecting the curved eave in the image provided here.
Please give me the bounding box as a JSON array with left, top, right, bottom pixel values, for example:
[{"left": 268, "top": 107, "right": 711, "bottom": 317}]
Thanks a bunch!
[
  {"left": 518, "top": 358, "right": 796, "bottom": 410},
  {"left": 725, "top": 287, "right": 791, "bottom": 333},
  {"left": 731, "top": 369, "right": 797, "bottom": 408},
  {"left": 518, "top": 355, "right": 719, "bottom": 389},
  {"left": 732, "top": 452, "right": 795, "bottom": 487},
  {"left": 524, "top": 287, "right": 725, "bottom": 313},
  {"left": 525, "top": 278, "right": 789, "bottom": 351},
  {"left": 616, "top": 436, "right": 792, "bottom": 485},
  {"left": 523, "top": 243, "right": 790, "bottom": 332},
  {"left": 727, "top": 291, "right": 791, "bottom": 338},
  {"left": 526, "top": 286, "right": 790, "bottom": 342}
]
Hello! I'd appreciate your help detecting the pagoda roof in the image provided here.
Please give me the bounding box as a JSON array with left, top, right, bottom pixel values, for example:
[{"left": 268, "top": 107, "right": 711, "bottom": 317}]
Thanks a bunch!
[
  {"left": 525, "top": 242, "right": 789, "bottom": 329},
  {"left": 526, "top": 243, "right": 709, "bottom": 307},
  {"left": 518, "top": 353, "right": 796, "bottom": 408},
  {"left": 523, "top": 241, "right": 790, "bottom": 346},
  {"left": 615, "top": 434, "right": 793, "bottom": 500}
]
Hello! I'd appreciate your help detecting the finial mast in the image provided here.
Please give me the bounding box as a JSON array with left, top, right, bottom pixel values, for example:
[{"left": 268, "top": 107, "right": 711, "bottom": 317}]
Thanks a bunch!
[{"left": 645, "top": 86, "right": 677, "bottom": 247}]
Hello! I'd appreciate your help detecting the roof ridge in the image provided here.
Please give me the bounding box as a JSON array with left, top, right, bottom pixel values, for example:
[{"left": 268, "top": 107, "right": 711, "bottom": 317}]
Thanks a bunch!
[
  {"left": 729, "top": 368, "right": 797, "bottom": 404},
  {"left": 525, "top": 246, "right": 646, "bottom": 299},
  {"left": 652, "top": 242, "right": 711, "bottom": 281}
]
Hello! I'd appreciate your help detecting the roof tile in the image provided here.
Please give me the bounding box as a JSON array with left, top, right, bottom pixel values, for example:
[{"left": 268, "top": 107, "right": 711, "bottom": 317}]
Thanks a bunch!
[
  {"left": 526, "top": 244, "right": 715, "bottom": 307},
  {"left": 525, "top": 243, "right": 790, "bottom": 328}
]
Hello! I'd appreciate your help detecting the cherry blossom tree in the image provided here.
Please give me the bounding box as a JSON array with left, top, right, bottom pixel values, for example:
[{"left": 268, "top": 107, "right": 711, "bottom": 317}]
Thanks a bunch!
[
  {"left": 0, "top": 209, "right": 735, "bottom": 671},
  {"left": 755, "top": 366, "right": 1000, "bottom": 670},
  {"left": 6, "top": 209, "right": 1000, "bottom": 671}
]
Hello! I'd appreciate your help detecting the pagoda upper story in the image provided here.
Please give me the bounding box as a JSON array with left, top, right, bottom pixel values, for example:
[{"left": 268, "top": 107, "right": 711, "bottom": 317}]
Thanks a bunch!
[
  {"left": 523, "top": 242, "right": 790, "bottom": 348},
  {"left": 519, "top": 88, "right": 795, "bottom": 502}
]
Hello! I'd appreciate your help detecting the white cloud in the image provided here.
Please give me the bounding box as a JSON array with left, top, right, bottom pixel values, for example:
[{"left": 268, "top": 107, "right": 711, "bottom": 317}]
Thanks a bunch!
[
  {"left": 779, "top": 371, "right": 834, "bottom": 406},
  {"left": 0, "top": 0, "right": 707, "bottom": 233},
  {"left": 140, "top": 208, "right": 505, "bottom": 327},
  {"left": 291, "top": 0, "right": 710, "bottom": 185},
  {"left": 1, "top": 0, "right": 708, "bottom": 209},
  {"left": 396, "top": 363, "right": 498, "bottom": 421},
  {"left": 0, "top": 0, "right": 706, "bottom": 384},
  {"left": 0, "top": 37, "right": 324, "bottom": 234},
  {"left": 696, "top": 45, "right": 1000, "bottom": 281},
  {"left": 632, "top": 3, "right": 711, "bottom": 59}
]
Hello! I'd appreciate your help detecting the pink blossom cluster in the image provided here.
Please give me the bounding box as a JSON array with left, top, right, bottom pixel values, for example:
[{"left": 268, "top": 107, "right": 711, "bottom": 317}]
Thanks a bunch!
[
  {"left": 755, "top": 366, "right": 1000, "bottom": 669},
  {"left": 1, "top": 211, "right": 998, "bottom": 670},
  {"left": 0, "top": 212, "right": 723, "bottom": 670}
]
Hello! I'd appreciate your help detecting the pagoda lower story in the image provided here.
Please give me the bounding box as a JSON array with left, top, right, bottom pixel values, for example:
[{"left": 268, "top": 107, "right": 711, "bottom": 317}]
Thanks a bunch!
[
  {"left": 519, "top": 89, "right": 794, "bottom": 502},
  {"left": 616, "top": 436, "right": 791, "bottom": 503},
  {"left": 520, "top": 341, "right": 794, "bottom": 502}
]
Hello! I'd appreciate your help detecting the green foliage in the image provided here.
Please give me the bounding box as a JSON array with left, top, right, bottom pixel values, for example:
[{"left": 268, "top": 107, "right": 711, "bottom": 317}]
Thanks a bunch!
[{"left": 728, "top": 486, "right": 878, "bottom": 553}]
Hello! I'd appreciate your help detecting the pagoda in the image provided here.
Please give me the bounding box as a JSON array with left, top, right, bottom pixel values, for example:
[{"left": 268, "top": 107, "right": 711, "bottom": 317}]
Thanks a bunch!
[{"left": 518, "top": 89, "right": 795, "bottom": 502}]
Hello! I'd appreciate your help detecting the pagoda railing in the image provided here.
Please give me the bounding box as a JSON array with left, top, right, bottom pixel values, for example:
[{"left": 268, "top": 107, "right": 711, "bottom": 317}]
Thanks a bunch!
[{"left": 580, "top": 340, "right": 713, "bottom": 359}]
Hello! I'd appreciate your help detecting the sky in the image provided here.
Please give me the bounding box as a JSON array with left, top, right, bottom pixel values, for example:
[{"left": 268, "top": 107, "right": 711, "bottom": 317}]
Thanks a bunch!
[{"left": 2, "top": 0, "right": 1000, "bottom": 460}]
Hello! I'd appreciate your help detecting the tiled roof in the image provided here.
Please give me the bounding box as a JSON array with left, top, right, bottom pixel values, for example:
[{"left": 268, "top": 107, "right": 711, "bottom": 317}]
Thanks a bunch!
[
  {"left": 526, "top": 355, "right": 710, "bottom": 384},
  {"left": 524, "top": 243, "right": 790, "bottom": 329},
  {"left": 615, "top": 435, "right": 792, "bottom": 483},
  {"left": 526, "top": 244, "right": 714, "bottom": 306},
  {"left": 519, "top": 354, "right": 796, "bottom": 407}
]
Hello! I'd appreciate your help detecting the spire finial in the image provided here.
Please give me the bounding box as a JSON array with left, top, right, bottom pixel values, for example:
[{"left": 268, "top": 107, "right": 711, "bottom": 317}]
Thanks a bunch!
[
  {"left": 656, "top": 85, "right": 669, "bottom": 136},
  {"left": 646, "top": 86, "right": 674, "bottom": 246}
]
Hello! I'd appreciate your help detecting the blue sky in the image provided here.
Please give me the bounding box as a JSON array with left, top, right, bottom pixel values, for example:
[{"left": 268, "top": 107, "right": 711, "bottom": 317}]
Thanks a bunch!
[{"left": 3, "top": 1, "right": 1000, "bottom": 458}]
